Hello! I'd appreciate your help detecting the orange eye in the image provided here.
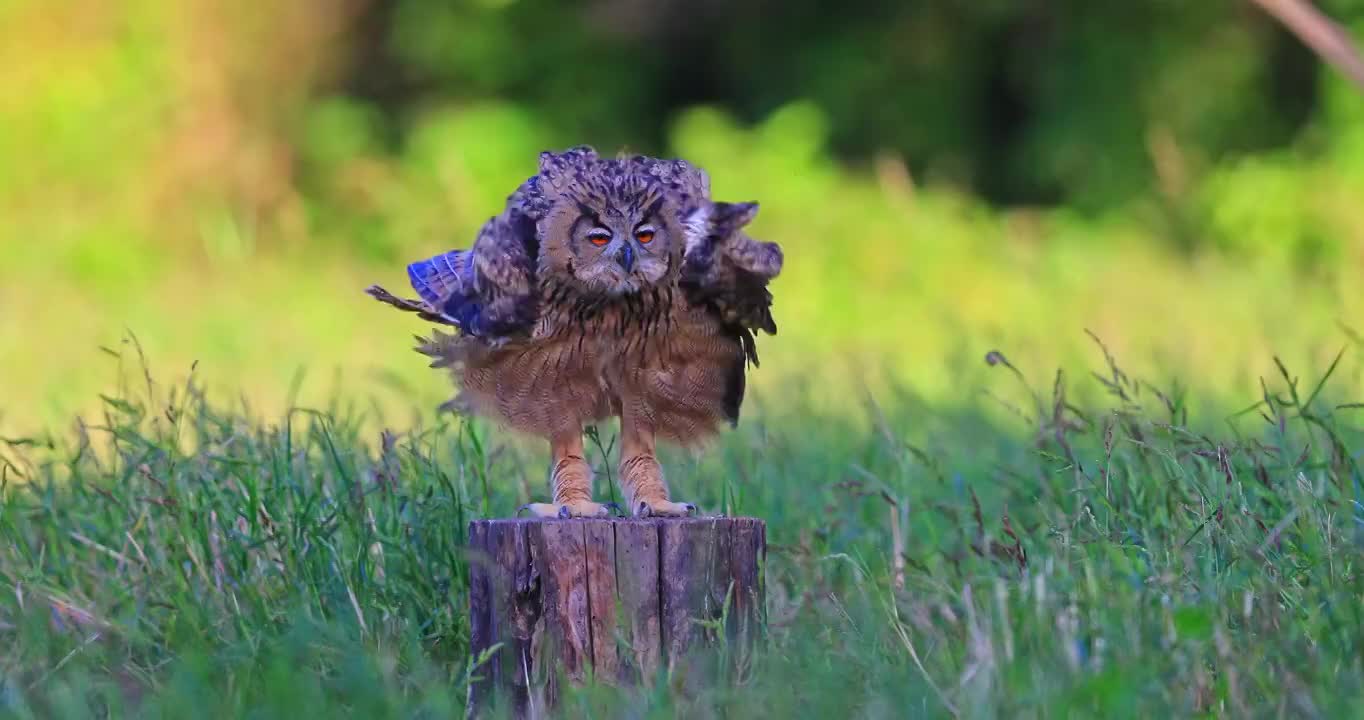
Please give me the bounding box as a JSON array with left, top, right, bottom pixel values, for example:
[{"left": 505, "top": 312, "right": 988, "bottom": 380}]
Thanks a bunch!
[
  {"left": 587, "top": 231, "right": 611, "bottom": 246},
  {"left": 635, "top": 230, "right": 655, "bottom": 244}
]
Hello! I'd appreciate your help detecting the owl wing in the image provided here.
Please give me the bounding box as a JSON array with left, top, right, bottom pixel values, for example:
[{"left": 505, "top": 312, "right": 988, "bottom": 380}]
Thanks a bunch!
[
  {"left": 366, "top": 174, "right": 552, "bottom": 342},
  {"left": 366, "top": 148, "right": 615, "bottom": 340},
  {"left": 680, "top": 201, "right": 783, "bottom": 366}
]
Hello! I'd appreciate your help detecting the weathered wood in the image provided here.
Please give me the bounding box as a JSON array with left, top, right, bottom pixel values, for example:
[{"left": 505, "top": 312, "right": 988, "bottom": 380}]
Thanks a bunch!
[
  {"left": 659, "top": 519, "right": 712, "bottom": 669},
  {"left": 660, "top": 518, "right": 737, "bottom": 696},
  {"left": 465, "top": 521, "right": 493, "bottom": 715},
  {"left": 613, "top": 520, "right": 661, "bottom": 684},
  {"left": 582, "top": 521, "right": 620, "bottom": 683},
  {"left": 466, "top": 517, "right": 765, "bottom": 719},
  {"left": 488, "top": 520, "right": 538, "bottom": 719},
  {"left": 728, "top": 518, "right": 766, "bottom": 678},
  {"left": 529, "top": 520, "right": 590, "bottom": 707}
]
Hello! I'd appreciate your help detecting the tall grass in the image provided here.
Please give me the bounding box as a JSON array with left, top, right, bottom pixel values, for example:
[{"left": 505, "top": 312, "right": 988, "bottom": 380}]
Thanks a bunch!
[{"left": 2, "top": 336, "right": 1362, "bottom": 717}]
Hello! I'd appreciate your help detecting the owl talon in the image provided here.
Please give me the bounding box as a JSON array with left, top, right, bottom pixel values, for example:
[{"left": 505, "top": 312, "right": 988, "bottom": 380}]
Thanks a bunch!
[
  {"left": 517, "top": 503, "right": 561, "bottom": 518},
  {"left": 516, "top": 501, "right": 615, "bottom": 518},
  {"left": 633, "top": 499, "right": 700, "bottom": 518}
]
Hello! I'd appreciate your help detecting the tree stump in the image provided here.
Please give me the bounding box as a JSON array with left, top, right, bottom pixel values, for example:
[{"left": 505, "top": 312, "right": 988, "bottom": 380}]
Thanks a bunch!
[{"left": 464, "top": 517, "right": 766, "bottom": 718}]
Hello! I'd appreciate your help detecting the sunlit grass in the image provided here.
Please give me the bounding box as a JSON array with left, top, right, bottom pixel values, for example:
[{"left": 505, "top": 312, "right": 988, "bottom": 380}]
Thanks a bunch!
[
  {"left": 5, "top": 1, "right": 1364, "bottom": 714},
  {"left": 2, "top": 341, "right": 1362, "bottom": 716},
  {"left": 3, "top": 214, "right": 1360, "bottom": 439}
]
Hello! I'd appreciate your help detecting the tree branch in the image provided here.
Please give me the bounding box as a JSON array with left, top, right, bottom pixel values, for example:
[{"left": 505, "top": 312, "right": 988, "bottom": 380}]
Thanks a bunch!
[{"left": 1250, "top": 0, "right": 1364, "bottom": 92}]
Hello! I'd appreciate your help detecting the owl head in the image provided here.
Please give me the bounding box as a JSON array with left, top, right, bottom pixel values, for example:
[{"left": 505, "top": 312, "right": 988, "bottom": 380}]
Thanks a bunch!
[{"left": 535, "top": 147, "right": 710, "bottom": 297}]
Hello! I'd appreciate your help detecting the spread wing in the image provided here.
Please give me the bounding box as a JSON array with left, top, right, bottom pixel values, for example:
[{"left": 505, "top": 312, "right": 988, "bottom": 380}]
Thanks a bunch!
[
  {"left": 366, "top": 180, "right": 547, "bottom": 342},
  {"left": 366, "top": 147, "right": 609, "bottom": 341},
  {"left": 680, "top": 201, "right": 783, "bottom": 366}
]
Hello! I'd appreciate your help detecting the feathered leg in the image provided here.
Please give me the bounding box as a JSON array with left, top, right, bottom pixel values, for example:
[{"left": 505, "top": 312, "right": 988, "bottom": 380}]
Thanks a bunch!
[
  {"left": 619, "top": 409, "right": 698, "bottom": 518},
  {"left": 518, "top": 432, "right": 618, "bottom": 519}
]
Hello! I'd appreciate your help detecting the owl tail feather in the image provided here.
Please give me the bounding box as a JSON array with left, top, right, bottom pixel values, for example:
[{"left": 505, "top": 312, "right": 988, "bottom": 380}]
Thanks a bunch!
[{"left": 414, "top": 330, "right": 486, "bottom": 416}]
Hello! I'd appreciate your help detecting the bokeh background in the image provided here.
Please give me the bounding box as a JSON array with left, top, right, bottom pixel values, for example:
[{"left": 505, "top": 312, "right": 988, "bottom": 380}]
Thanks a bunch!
[{"left": 4, "top": 0, "right": 1364, "bottom": 436}]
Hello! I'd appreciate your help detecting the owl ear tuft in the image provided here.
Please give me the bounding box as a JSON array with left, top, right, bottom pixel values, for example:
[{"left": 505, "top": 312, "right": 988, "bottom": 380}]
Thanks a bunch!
[
  {"left": 539, "top": 146, "right": 599, "bottom": 184},
  {"left": 697, "top": 169, "right": 711, "bottom": 197},
  {"left": 682, "top": 165, "right": 711, "bottom": 199},
  {"left": 712, "top": 201, "right": 759, "bottom": 234}
]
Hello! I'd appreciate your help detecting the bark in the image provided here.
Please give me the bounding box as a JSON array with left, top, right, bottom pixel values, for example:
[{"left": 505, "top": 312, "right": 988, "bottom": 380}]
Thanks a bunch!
[{"left": 465, "top": 517, "right": 765, "bottom": 719}]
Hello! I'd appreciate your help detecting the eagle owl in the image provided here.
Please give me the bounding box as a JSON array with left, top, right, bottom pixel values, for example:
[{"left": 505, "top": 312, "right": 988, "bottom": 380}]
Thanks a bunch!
[{"left": 366, "top": 146, "right": 781, "bottom": 518}]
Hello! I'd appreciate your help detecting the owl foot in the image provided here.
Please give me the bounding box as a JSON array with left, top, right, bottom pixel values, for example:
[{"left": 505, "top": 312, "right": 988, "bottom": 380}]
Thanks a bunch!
[
  {"left": 516, "top": 501, "right": 622, "bottom": 519},
  {"left": 632, "top": 499, "right": 698, "bottom": 518}
]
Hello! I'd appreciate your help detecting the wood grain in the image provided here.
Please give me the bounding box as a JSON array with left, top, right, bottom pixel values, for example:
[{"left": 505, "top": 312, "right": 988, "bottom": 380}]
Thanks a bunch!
[
  {"left": 613, "top": 519, "right": 661, "bottom": 684},
  {"left": 464, "top": 520, "right": 492, "bottom": 716},
  {"left": 467, "top": 517, "right": 764, "bottom": 719},
  {"left": 582, "top": 520, "right": 620, "bottom": 683},
  {"left": 529, "top": 520, "right": 590, "bottom": 706},
  {"left": 488, "top": 520, "right": 537, "bottom": 719}
]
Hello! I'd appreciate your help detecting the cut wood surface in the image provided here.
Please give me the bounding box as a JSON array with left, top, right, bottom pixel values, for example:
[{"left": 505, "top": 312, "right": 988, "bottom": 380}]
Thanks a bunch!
[{"left": 465, "top": 517, "right": 766, "bottom": 719}]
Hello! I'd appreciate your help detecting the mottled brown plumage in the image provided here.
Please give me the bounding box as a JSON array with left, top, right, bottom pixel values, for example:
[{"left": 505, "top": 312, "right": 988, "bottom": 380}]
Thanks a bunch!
[{"left": 367, "top": 146, "right": 781, "bottom": 518}]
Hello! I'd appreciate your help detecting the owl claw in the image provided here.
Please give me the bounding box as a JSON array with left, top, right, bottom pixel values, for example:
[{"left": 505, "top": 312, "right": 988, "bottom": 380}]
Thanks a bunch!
[
  {"left": 633, "top": 499, "right": 700, "bottom": 518},
  {"left": 515, "top": 501, "right": 615, "bottom": 518},
  {"left": 516, "top": 503, "right": 556, "bottom": 518}
]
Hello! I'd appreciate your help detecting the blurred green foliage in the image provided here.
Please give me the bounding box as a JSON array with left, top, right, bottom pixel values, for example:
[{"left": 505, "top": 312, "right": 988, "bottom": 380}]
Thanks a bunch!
[
  {"left": 1, "top": 0, "right": 1363, "bottom": 433},
  {"left": 8, "top": 0, "right": 1364, "bottom": 254},
  {"left": 2, "top": 3, "right": 1364, "bottom": 713}
]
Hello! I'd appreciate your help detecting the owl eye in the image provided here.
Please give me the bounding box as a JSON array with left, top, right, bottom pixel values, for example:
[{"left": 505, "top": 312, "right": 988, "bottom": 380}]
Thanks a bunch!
[
  {"left": 635, "top": 229, "right": 656, "bottom": 244},
  {"left": 586, "top": 229, "right": 611, "bottom": 246}
]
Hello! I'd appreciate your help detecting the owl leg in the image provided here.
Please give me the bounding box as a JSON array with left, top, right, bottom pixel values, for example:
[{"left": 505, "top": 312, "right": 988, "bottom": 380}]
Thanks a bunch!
[
  {"left": 517, "top": 432, "right": 617, "bottom": 519},
  {"left": 619, "top": 416, "right": 698, "bottom": 518}
]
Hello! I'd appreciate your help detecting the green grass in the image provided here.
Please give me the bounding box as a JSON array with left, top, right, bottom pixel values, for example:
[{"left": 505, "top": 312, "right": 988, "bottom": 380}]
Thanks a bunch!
[
  {"left": 2, "top": 336, "right": 1362, "bottom": 718},
  {"left": 6, "top": 2, "right": 1364, "bottom": 714}
]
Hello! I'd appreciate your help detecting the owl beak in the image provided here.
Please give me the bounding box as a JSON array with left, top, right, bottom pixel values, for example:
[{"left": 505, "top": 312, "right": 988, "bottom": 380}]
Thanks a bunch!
[{"left": 615, "top": 244, "right": 635, "bottom": 273}]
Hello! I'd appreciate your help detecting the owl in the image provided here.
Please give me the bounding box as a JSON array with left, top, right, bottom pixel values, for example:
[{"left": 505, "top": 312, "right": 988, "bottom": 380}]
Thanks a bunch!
[{"left": 366, "top": 146, "right": 781, "bottom": 518}]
